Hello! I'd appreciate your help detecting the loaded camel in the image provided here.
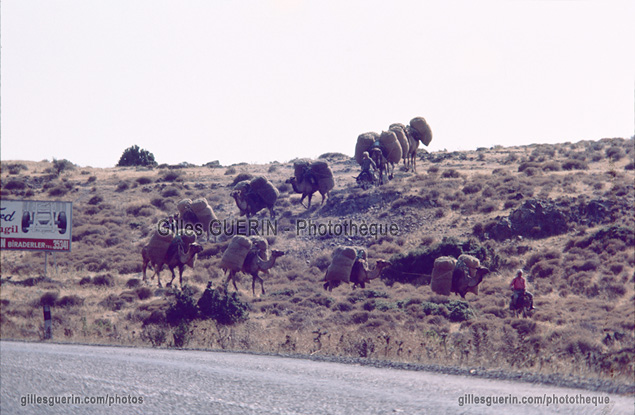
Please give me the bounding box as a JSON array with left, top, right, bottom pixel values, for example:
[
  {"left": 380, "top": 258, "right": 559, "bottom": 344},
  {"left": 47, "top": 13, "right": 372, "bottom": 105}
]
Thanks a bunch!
[
  {"left": 404, "top": 126, "right": 420, "bottom": 172},
  {"left": 225, "top": 249, "right": 286, "bottom": 296},
  {"left": 451, "top": 265, "right": 490, "bottom": 298},
  {"left": 369, "top": 147, "right": 389, "bottom": 185},
  {"left": 323, "top": 247, "right": 391, "bottom": 291},
  {"left": 350, "top": 259, "right": 392, "bottom": 289},
  {"left": 286, "top": 160, "right": 334, "bottom": 209},
  {"left": 389, "top": 123, "right": 410, "bottom": 171},
  {"left": 142, "top": 233, "right": 203, "bottom": 287},
  {"left": 231, "top": 177, "right": 278, "bottom": 218}
]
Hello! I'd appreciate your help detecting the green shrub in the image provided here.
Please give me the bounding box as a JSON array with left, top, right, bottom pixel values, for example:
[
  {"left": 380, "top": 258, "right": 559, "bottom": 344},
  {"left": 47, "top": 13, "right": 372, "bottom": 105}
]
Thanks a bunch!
[
  {"left": 5, "top": 163, "right": 27, "bottom": 175},
  {"left": 446, "top": 300, "right": 474, "bottom": 322},
  {"left": 136, "top": 176, "right": 153, "bottom": 185},
  {"left": 40, "top": 292, "right": 59, "bottom": 307},
  {"left": 4, "top": 179, "right": 26, "bottom": 190},
  {"left": 197, "top": 283, "right": 249, "bottom": 325},
  {"left": 51, "top": 158, "right": 76, "bottom": 175},
  {"left": 92, "top": 274, "right": 115, "bottom": 287},
  {"left": 100, "top": 294, "right": 125, "bottom": 311},
  {"left": 562, "top": 159, "right": 588, "bottom": 170},
  {"left": 136, "top": 287, "right": 153, "bottom": 300},
  {"left": 142, "top": 326, "right": 167, "bottom": 347},
  {"left": 384, "top": 237, "right": 491, "bottom": 285},
  {"left": 117, "top": 145, "right": 157, "bottom": 167},
  {"left": 160, "top": 171, "right": 182, "bottom": 182},
  {"left": 88, "top": 195, "right": 103, "bottom": 205},
  {"left": 421, "top": 301, "right": 448, "bottom": 317},
  {"left": 172, "top": 322, "right": 192, "bottom": 348},
  {"left": 166, "top": 286, "right": 199, "bottom": 325},
  {"left": 56, "top": 295, "right": 84, "bottom": 308}
]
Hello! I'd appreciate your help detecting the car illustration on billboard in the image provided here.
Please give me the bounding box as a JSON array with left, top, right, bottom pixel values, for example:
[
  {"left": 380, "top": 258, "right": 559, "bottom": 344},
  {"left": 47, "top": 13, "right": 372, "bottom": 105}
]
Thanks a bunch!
[{"left": 1, "top": 199, "right": 72, "bottom": 251}]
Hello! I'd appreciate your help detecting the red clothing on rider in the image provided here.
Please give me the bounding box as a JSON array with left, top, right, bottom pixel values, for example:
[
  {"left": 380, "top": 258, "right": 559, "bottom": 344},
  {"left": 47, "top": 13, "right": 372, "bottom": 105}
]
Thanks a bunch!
[{"left": 510, "top": 274, "right": 526, "bottom": 291}]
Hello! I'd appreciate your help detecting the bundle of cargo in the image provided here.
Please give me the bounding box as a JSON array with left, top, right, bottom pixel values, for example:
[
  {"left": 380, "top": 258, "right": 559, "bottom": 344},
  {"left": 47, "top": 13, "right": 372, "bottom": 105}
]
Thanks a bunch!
[
  {"left": 409, "top": 116, "right": 433, "bottom": 146},
  {"left": 250, "top": 177, "right": 279, "bottom": 207},
  {"left": 430, "top": 256, "right": 457, "bottom": 296},
  {"left": 219, "top": 235, "right": 252, "bottom": 271},
  {"left": 378, "top": 130, "right": 402, "bottom": 164},
  {"left": 293, "top": 159, "right": 312, "bottom": 183},
  {"left": 389, "top": 124, "right": 409, "bottom": 163},
  {"left": 191, "top": 197, "right": 217, "bottom": 225},
  {"left": 177, "top": 198, "right": 193, "bottom": 215},
  {"left": 458, "top": 254, "right": 480, "bottom": 278},
  {"left": 232, "top": 176, "right": 279, "bottom": 218},
  {"left": 309, "top": 160, "right": 335, "bottom": 193},
  {"left": 250, "top": 235, "right": 268, "bottom": 254},
  {"left": 325, "top": 246, "right": 357, "bottom": 284},
  {"left": 355, "top": 132, "right": 379, "bottom": 165}
]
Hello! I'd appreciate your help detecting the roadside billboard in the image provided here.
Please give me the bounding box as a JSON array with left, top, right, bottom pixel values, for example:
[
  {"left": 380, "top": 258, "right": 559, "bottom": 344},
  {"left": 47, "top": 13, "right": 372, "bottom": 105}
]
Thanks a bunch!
[{"left": 0, "top": 199, "right": 72, "bottom": 252}]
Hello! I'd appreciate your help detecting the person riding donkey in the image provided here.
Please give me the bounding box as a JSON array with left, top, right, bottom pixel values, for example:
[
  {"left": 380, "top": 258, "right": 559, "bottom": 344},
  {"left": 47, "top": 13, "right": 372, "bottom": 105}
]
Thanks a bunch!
[
  {"left": 509, "top": 269, "right": 535, "bottom": 310},
  {"left": 357, "top": 151, "right": 377, "bottom": 183}
]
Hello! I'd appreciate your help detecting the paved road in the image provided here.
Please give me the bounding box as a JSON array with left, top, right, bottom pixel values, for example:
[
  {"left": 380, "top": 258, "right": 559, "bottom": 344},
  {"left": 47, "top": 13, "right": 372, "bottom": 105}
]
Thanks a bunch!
[{"left": 1, "top": 341, "right": 632, "bottom": 414}]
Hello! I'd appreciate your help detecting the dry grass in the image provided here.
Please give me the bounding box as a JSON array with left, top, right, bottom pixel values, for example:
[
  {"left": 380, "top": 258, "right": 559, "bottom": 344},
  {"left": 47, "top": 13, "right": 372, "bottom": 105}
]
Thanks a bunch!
[{"left": 1, "top": 139, "right": 634, "bottom": 384}]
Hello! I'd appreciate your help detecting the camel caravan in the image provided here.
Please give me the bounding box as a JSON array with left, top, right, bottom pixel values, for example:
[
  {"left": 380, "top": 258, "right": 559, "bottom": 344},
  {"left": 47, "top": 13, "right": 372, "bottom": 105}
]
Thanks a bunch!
[
  {"left": 137, "top": 114, "right": 523, "bottom": 314},
  {"left": 355, "top": 116, "right": 432, "bottom": 187}
]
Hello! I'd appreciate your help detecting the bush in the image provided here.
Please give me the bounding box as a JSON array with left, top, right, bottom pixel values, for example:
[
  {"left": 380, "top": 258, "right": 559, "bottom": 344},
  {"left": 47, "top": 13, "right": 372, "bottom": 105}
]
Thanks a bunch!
[
  {"left": 562, "top": 159, "right": 588, "bottom": 170},
  {"left": 462, "top": 183, "right": 482, "bottom": 195},
  {"left": 5, "top": 163, "right": 27, "bottom": 175},
  {"left": 172, "top": 322, "right": 192, "bottom": 348},
  {"left": 136, "top": 287, "right": 153, "bottom": 300},
  {"left": 4, "top": 179, "right": 26, "bottom": 190},
  {"left": 142, "top": 326, "right": 167, "bottom": 347},
  {"left": 384, "top": 237, "right": 491, "bottom": 285},
  {"left": 421, "top": 301, "right": 448, "bottom": 317},
  {"left": 79, "top": 276, "right": 92, "bottom": 286},
  {"left": 117, "top": 145, "right": 157, "bottom": 167},
  {"left": 159, "top": 171, "right": 182, "bottom": 183},
  {"left": 197, "top": 282, "right": 249, "bottom": 325},
  {"left": 92, "top": 274, "right": 115, "bottom": 287},
  {"left": 56, "top": 295, "right": 84, "bottom": 308},
  {"left": 446, "top": 300, "right": 474, "bottom": 322},
  {"left": 441, "top": 169, "right": 460, "bottom": 179},
  {"left": 166, "top": 286, "right": 199, "bottom": 325},
  {"left": 605, "top": 146, "right": 624, "bottom": 161},
  {"left": 116, "top": 182, "right": 130, "bottom": 192},
  {"left": 126, "top": 278, "right": 141, "bottom": 288},
  {"left": 100, "top": 294, "right": 125, "bottom": 311},
  {"left": 51, "top": 159, "right": 76, "bottom": 176},
  {"left": 162, "top": 188, "right": 180, "bottom": 198},
  {"left": 88, "top": 195, "right": 103, "bottom": 205},
  {"left": 136, "top": 176, "right": 153, "bottom": 185},
  {"left": 40, "top": 292, "right": 59, "bottom": 307}
]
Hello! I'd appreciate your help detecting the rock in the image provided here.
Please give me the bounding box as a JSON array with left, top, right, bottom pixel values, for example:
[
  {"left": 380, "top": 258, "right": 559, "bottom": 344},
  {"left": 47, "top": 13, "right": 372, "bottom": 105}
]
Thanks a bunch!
[{"left": 488, "top": 199, "right": 570, "bottom": 241}]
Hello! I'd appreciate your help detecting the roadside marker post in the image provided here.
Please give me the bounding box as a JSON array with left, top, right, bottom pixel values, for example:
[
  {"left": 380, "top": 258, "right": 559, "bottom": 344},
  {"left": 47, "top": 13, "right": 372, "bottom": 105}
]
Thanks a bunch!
[{"left": 43, "top": 305, "right": 52, "bottom": 339}]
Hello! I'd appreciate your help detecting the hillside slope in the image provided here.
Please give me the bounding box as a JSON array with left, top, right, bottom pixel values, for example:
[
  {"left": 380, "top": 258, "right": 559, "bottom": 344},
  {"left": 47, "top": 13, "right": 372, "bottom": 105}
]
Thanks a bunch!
[{"left": 1, "top": 138, "right": 634, "bottom": 385}]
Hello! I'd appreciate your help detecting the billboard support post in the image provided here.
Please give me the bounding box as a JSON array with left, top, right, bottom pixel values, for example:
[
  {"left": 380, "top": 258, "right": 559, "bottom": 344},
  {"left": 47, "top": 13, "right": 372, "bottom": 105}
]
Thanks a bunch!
[{"left": 43, "top": 305, "right": 52, "bottom": 340}]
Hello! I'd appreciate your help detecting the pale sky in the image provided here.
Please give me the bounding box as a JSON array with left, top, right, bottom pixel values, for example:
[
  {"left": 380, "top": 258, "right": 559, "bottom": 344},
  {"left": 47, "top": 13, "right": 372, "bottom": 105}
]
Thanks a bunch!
[{"left": 1, "top": 0, "right": 634, "bottom": 168}]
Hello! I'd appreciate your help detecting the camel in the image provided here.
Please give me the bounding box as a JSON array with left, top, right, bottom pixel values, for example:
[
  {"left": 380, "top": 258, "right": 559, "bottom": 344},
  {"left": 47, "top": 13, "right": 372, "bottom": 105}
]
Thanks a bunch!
[
  {"left": 350, "top": 259, "right": 392, "bottom": 289},
  {"left": 142, "top": 236, "right": 202, "bottom": 287},
  {"left": 225, "top": 249, "right": 285, "bottom": 295},
  {"left": 370, "top": 147, "right": 389, "bottom": 185},
  {"left": 389, "top": 124, "right": 410, "bottom": 171},
  {"left": 451, "top": 266, "right": 490, "bottom": 298},
  {"left": 286, "top": 176, "right": 329, "bottom": 209},
  {"left": 231, "top": 180, "right": 277, "bottom": 218},
  {"left": 323, "top": 258, "right": 391, "bottom": 291},
  {"left": 404, "top": 125, "right": 421, "bottom": 172}
]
